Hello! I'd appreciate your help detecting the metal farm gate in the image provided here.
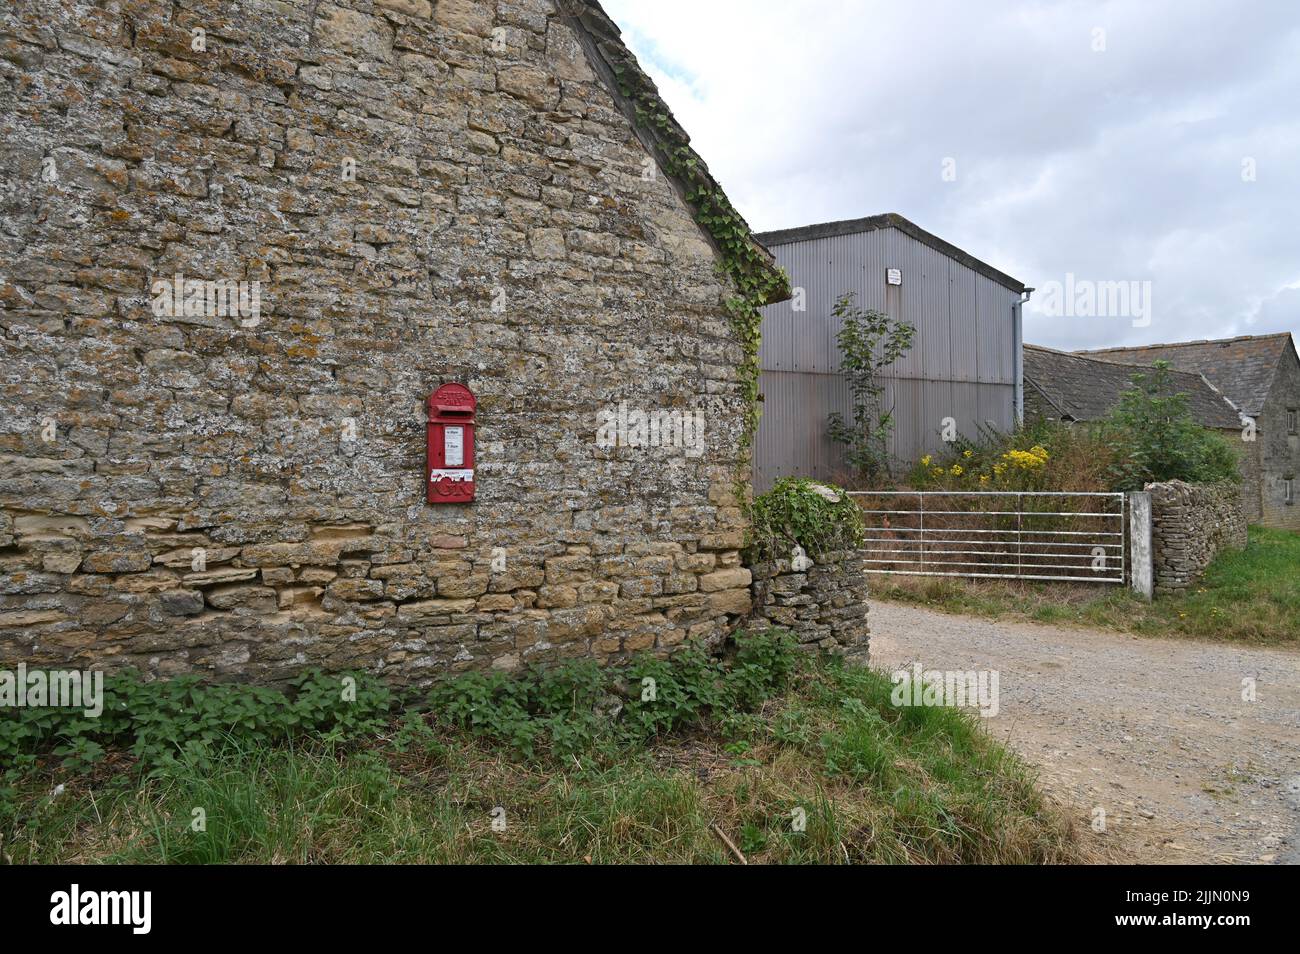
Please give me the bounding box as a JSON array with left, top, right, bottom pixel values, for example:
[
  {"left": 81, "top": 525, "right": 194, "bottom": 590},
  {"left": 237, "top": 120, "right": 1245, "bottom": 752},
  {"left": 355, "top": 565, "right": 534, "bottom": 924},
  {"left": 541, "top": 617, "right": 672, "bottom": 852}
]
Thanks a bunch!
[{"left": 848, "top": 490, "right": 1127, "bottom": 583}]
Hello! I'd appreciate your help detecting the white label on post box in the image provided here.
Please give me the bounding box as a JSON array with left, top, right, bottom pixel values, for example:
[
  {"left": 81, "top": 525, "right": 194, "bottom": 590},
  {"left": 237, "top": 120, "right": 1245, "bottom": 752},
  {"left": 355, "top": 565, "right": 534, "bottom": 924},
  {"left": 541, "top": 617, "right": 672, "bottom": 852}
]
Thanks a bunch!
[
  {"left": 430, "top": 469, "right": 473, "bottom": 482},
  {"left": 444, "top": 426, "right": 464, "bottom": 466}
]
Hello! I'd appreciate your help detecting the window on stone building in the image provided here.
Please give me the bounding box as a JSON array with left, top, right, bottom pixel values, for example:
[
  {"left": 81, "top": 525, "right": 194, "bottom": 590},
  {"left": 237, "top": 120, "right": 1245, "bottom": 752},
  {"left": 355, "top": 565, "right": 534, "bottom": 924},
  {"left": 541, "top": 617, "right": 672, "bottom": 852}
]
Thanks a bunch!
[
  {"left": 1288, "top": 408, "right": 1298, "bottom": 435},
  {"left": 1286, "top": 478, "right": 1295, "bottom": 505}
]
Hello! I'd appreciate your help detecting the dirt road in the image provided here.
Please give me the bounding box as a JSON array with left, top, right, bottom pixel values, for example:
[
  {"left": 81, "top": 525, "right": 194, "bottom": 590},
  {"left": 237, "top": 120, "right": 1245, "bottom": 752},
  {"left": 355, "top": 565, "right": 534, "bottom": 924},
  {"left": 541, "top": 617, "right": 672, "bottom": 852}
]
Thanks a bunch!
[{"left": 868, "top": 601, "right": 1300, "bottom": 864}]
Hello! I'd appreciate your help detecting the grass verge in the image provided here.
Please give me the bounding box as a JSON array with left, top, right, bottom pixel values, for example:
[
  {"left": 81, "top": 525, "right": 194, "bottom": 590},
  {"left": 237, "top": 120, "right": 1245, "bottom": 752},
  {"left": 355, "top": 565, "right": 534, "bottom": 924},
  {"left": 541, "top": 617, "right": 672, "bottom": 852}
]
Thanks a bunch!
[
  {"left": 874, "top": 526, "right": 1300, "bottom": 647},
  {"left": 1, "top": 649, "right": 1084, "bottom": 864}
]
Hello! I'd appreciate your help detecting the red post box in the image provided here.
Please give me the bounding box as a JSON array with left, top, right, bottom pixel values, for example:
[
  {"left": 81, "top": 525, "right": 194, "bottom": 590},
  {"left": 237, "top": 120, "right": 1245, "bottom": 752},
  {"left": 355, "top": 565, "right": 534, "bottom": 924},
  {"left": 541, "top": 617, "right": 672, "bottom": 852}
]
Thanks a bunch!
[{"left": 426, "top": 383, "right": 476, "bottom": 504}]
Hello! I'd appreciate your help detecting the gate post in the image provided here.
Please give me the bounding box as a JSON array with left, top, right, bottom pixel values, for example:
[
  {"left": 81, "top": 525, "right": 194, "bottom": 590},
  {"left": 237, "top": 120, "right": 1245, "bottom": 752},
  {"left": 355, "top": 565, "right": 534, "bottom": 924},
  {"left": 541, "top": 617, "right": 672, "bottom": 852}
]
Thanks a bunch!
[{"left": 1128, "top": 491, "right": 1153, "bottom": 601}]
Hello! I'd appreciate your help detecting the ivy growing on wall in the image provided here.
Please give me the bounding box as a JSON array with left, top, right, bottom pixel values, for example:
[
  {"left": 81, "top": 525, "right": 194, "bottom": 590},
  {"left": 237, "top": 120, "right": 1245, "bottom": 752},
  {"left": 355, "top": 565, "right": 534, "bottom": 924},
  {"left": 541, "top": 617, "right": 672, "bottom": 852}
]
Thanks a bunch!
[
  {"left": 748, "top": 477, "right": 865, "bottom": 563},
  {"left": 610, "top": 61, "right": 791, "bottom": 478}
]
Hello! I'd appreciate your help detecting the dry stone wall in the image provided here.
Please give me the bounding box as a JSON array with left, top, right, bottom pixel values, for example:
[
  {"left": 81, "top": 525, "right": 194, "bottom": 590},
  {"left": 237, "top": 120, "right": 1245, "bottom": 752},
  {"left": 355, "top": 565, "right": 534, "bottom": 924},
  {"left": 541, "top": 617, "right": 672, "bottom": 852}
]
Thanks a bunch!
[
  {"left": 1147, "top": 480, "right": 1246, "bottom": 594},
  {"left": 0, "top": 0, "right": 757, "bottom": 683},
  {"left": 748, "top": 549, "right": 869, "bottom": 662}
]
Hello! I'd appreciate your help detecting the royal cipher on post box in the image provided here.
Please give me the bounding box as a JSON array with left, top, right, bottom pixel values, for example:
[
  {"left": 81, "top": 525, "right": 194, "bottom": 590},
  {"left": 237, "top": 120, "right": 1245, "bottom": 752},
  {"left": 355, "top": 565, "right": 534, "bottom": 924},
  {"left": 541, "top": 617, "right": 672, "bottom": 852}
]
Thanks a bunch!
[{"left": 426, "top": 383, "right": 476, "bottom": 504}]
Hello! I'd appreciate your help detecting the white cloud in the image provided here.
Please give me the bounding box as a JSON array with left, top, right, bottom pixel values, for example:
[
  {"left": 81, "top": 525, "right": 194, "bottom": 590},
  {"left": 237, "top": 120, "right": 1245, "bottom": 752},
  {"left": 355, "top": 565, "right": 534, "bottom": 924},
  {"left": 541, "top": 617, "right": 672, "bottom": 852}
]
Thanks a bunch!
[{"left": 602, "top": 0, "right": 1300, "bottom": 349}]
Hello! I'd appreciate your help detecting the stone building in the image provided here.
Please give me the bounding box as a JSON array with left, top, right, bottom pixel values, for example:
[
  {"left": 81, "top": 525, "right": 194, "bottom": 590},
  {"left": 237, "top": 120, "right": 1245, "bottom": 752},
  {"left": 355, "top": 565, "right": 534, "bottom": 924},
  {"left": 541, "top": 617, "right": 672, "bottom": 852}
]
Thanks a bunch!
[
  {"left": 1023, "top": 344, "right": 1243, "bottom": 434},
  {"left": 1079, "top": 334, "right": 1300, "bottom": 530},
  {"left": 0, "top": 0, "right": 791, "bottom": 682},
  {"left": 1022, "top": 344, "right": 1256, "bottom": 514}
]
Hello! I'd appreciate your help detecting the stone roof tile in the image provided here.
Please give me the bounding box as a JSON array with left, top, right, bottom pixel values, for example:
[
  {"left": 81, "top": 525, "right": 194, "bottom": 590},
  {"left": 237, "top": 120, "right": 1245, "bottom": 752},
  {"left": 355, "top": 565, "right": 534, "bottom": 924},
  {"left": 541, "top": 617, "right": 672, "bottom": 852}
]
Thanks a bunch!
[
  {"left": 1075, "top": 333, "right": 1294, "bottom": 416},
  {"left": 1024, "top": 344, "right": 1242, "bottom": 429}
]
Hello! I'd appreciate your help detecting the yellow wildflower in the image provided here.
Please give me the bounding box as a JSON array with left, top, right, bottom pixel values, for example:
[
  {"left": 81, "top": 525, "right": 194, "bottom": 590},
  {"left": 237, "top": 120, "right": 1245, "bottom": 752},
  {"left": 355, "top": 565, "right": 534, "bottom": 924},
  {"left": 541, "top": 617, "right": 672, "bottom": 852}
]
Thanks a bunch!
[
  {"left": 963, "top": 449, "right": 973, "bottom": 458},
  {"left": 1003, "top": 449, "right": 1046, "bottom": 470},
  {"left": 950, "top": 465, "right": 963, "bottom": 476},
  {"left": 920, "top": 455, "right": 932, "bottom": 467}
]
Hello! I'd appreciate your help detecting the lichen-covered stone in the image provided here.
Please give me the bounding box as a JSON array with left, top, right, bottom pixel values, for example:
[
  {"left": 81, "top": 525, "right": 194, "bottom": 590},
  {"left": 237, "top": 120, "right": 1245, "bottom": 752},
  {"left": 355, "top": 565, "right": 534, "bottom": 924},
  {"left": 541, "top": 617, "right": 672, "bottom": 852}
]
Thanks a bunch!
[
  {"left": 749, "top": 550, "right": 870, "bottom": 662},
  {"left": 0, "top": 0, "right": 759, "bottom": 684},
  {"left": 159, "top": 590, "right": 205, "bottom": 617}
]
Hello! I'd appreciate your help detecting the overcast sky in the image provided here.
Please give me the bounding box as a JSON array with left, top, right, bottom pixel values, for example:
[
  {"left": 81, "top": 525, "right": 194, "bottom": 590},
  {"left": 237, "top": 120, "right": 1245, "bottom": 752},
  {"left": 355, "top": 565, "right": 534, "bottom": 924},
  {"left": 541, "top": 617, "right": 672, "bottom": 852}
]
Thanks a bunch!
[{"left": 603, "top": 0, "right": 1300, "bottom": 352}]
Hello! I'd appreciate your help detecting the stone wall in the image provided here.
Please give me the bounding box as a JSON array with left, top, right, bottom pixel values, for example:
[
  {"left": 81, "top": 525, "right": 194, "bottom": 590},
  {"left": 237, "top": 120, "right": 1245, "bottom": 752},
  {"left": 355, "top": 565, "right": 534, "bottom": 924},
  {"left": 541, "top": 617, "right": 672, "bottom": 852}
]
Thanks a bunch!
[
  {"left": 1148, "top": 480, "right": 1247, "bottom": 594},
  {"left": 1258, "top": 347, "right": 1300, "bottom": 531},
  {"left": 0, "top": 0, "right": 759, "bottom": 683},
  {"left": 747, "top": 549, "right": 869, "bottom": 661},
  {"left": 1231, "top": 428, "right": 1263, "bottom": 525}
]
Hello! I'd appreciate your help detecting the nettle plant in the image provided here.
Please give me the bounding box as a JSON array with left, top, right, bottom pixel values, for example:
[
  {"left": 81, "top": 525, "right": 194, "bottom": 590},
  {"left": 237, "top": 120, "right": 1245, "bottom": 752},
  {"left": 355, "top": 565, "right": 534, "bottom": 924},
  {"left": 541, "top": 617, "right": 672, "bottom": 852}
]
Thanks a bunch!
[
  {"left": 0, "top": 633, "right": 799, "bottom": 780},
  {"left": 0, "top": 671, "right": 393, "bottom": 780},
  {"left": 427, "top": 629, "right": 797, "bottom": 758},
  {"left": 825, "top": 293, "right": 916, "bottom": 484}
]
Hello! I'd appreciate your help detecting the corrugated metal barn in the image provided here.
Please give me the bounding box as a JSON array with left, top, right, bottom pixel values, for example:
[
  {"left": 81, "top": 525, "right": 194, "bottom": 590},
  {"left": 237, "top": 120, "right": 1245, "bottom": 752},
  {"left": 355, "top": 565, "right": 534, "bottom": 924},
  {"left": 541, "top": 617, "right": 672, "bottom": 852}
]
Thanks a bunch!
[{"left": 752, "top": 214, "right": 1027, "bottom": 491}]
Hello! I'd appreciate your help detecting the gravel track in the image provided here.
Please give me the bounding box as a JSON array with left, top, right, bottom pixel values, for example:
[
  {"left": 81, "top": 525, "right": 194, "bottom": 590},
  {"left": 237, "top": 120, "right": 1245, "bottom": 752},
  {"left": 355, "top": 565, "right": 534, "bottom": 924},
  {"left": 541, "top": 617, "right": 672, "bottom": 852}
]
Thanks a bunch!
[{"left": 868, "top": 601, "right": 1300, "bottom": 864}]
